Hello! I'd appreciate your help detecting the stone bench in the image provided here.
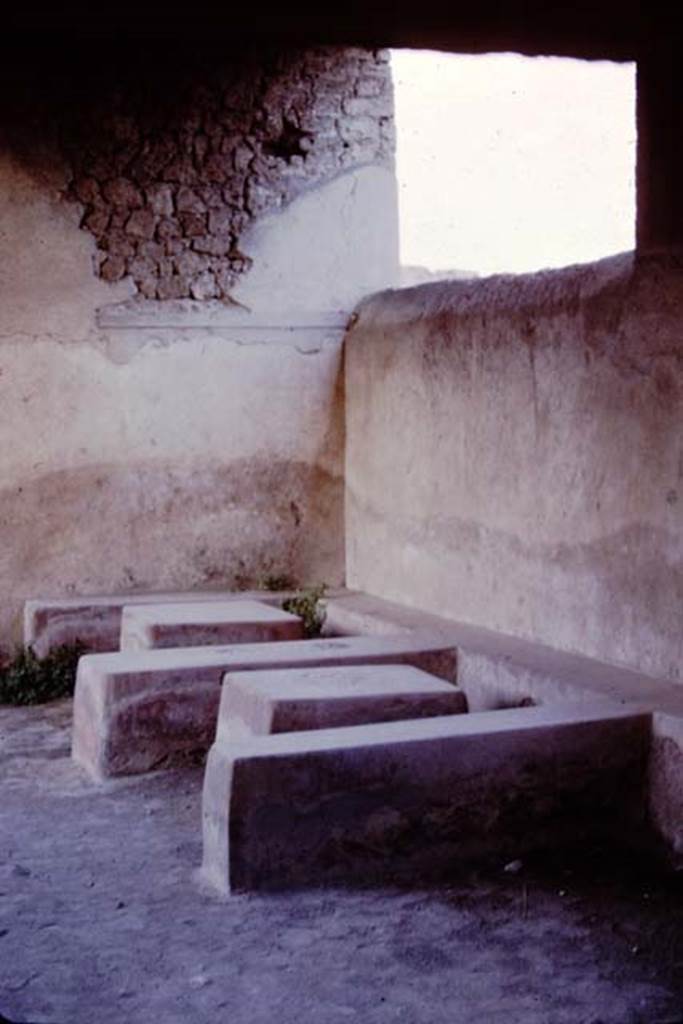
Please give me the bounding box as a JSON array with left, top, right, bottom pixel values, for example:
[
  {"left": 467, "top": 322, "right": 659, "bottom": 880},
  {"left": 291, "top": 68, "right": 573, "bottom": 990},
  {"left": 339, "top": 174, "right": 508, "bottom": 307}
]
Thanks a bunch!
[
  {"left": 24, "top": 589, "right": 294, "bottom": 657},
  {"left": 71, "top": 634, "right": 458, "bottom": 779},
  {"left": 217, "top": 664, "right": 467, "bottom": 740},
  {"left": 201, "top": 701, "right": 651, "bottom": 893},
  {"left": 119, "top": 599, "right": 304, "bottom": 651}
]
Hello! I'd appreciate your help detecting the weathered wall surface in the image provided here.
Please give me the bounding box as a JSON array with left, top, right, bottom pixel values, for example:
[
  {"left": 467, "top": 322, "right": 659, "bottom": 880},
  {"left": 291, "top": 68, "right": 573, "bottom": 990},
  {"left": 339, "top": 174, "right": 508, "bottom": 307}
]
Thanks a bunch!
[
  {"left": 0, "top": 46, "right": 398, "bottom": 648},
  {"left": 345, "top": 254, "right": 683, "bottom": 683},
  {"left": 60, "top": 48, "right": 395, "bottom": 300}
]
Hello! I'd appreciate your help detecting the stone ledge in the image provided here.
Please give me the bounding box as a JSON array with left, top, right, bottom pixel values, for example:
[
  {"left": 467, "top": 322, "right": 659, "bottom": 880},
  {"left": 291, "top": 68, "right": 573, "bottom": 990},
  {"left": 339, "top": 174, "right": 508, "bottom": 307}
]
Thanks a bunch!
[
  {"left": 71, "top": 634, "right": 458, "bottom": 779},
  {"left": 325, "top": 592, "right": 683, "bottom": 713},
  {"left": 24, "top": 588, "right": 326, "bottom": 657},
  {"left": 96, "top": 300, "right": 349, "bottom": 331},
  {"left": 119, "top": 599, "right": 304, "bottom": 651},
  {"left": 201, "top": 701, "right": 651, "bottom": 893},
  {"left": 217, "top": 664, "right": 467, "bottom": 740}
]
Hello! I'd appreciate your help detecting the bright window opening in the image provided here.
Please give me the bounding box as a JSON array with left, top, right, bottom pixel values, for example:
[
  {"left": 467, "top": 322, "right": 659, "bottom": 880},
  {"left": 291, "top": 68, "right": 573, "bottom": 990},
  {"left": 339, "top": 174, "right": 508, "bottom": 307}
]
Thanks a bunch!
[{"left": 391, "top": 50, "right": 636, "bottom": 281}]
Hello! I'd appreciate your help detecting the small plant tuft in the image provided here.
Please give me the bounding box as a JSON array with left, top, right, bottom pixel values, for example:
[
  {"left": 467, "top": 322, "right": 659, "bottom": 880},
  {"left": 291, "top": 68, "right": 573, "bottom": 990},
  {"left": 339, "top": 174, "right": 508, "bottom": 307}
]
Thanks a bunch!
[
  {"left": 0, "top": 642, "right": 86, "bottom": 706},
  {"left": 282, "top": 584, "right": 327, "bottom": 639}
]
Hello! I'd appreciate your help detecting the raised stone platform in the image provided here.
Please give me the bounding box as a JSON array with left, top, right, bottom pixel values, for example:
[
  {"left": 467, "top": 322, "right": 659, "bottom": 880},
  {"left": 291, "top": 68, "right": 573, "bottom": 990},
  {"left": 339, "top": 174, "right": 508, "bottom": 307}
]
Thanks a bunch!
[
  {"left": 24, "top": 589, "right": 295, "bottom": 657},
  {"left": 201, "top": 701, "right": 651, "bottom": 893},
  {"left": 71, "top": 634, "right": 458, "bottom": 779},
  {"left": 119, "top": 600, "right": 304, "bottom": 651},
  {"left": 28, "top": 587, "right": 683, "bottom": 862},
  {"left": 323, "top": 593, "right": 683, "bottom": 864},
  {"left": 217, "top": 664, "right": 467, "bottom": 740}
]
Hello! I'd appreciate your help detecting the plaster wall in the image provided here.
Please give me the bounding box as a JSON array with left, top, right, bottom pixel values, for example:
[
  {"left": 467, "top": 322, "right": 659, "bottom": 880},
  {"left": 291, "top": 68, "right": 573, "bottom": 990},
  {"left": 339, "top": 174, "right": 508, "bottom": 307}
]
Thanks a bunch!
[
  {"left": 345, "top": 254, "right": 683, "bottom": 683},
  {"left": 0, "top": 47, "right": 398, "bottom": 648}
]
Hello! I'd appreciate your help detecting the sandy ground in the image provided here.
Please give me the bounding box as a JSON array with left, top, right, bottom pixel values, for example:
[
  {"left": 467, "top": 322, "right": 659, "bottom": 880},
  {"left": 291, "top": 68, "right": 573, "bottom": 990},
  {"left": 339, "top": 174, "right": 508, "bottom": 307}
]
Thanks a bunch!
[{"left": 1, "top": 699, "right": 682, "bottom": 1024}]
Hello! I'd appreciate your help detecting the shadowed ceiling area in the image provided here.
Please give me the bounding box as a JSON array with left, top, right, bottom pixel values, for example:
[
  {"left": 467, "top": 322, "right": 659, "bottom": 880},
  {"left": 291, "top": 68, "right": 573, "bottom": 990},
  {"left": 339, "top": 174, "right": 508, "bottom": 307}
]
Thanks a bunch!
[{"left": 3, "top": 1, "right": 646, "bottom": 60}]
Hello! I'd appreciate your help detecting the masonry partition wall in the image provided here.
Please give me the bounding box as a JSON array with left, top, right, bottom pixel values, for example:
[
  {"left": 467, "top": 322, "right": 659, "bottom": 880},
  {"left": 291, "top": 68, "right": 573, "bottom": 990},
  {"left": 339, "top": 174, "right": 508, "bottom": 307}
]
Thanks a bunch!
[{"left": 0, "top": 44, "right": 397, "bottom": 647}]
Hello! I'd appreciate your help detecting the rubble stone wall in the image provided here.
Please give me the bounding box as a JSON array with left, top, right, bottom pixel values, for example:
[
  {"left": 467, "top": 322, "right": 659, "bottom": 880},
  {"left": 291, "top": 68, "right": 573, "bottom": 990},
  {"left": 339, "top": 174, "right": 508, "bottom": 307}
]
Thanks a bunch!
[
  {"left": 0, "top": 46, "right": 398, "bottom": 648},
  {"left": 65, "top": 48, "right": 394, "bottom": 300}
]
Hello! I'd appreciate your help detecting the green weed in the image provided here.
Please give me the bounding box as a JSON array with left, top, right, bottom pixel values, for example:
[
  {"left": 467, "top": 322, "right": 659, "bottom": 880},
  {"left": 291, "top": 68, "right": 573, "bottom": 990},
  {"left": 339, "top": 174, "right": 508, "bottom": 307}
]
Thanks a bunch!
[
  {"left": 0, "top": 642, "right": 85, "bottom": 706},
  {"left": 282, "top": 584, "right": 327, "bottom": 638}
]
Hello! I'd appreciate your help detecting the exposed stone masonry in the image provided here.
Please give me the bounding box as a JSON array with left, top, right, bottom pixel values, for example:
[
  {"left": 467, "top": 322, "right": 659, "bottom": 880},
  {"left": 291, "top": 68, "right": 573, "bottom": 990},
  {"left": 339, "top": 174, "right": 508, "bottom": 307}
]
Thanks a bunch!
[{"left": 65, "top": 47, "right": 394, "bottom": 300}]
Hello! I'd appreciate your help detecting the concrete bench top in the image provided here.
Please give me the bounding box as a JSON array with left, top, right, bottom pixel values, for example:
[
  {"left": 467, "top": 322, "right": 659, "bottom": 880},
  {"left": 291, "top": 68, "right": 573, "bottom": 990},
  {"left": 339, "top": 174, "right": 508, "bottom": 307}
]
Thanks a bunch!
[
  {"left": 76, "top": 634, "right": 459, "bottom": 697},
  {"left": 122, "top": 600, "right": 301, "bottom": 627},
  {"left": 120, "top": 599, "right": 304, "bottom": 650},
  {"left": 72, "top": 634, "right": 459, "bottom": 778},
  {"left": 217, "top": 664, "right": 466, "bottom": 738},
  {"left": 223, "top": 663, "right": 459, "bottom": 702},
  {"left": 24, "top": 589, "right": 309, "bottom": 656},
  {"left": 202, "top": 700, "right": 652, "bottom": 892},
  {"left": 220, "top": 699, "right": 650, "bottom": 759},
  {"left": 24, "top": 588, "right": 347, "bottom": 655}
]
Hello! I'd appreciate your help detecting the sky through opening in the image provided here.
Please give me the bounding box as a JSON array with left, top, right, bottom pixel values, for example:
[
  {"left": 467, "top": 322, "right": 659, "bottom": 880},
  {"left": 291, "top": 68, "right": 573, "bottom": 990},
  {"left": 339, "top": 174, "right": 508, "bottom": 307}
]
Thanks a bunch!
[{"left": 391, "top": 50, "right": 636, "bottom": 277}]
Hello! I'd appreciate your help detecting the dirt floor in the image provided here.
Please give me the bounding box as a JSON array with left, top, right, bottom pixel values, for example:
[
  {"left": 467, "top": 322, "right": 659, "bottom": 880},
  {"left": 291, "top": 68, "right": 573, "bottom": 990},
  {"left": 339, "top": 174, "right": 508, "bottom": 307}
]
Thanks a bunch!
[{"left": 1, "top": 699, "right": 683, "bottom": 1024}]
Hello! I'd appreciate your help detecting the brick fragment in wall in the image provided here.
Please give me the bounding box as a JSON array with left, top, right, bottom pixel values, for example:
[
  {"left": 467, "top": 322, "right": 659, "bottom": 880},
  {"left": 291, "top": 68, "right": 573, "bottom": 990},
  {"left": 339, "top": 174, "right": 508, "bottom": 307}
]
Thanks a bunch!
[
  {"left": 137, "top": 141, "right": 178, "bottom": 182},
  {"left": 203, "top": 153, "right": 232, "bottom": 184},
  {"left": 215, "top": 266, "right": 238, "bottom": 293},
  {"left": 125, "top": 208, "right": 157, "bottom": 239},
  {"left": 137, "top": 275, "right": 159, "bottom": 300},
  {"left": 165, "top": 238, "right": 186, "bottom": 257},
  {"left": 355, "top": 77, "right": 386, "bottom": 99},
  {"left": 138, "top": 240, "right": 166, "bottom": 263},
  {"left": 127, "top": 255, "right": 159, "bottom": 283},
  {"left": 342, "top": 96, "right": 386, "bottom": 118},
  {"left": 223, "top": 182, "right": 246, "bottom": 208},
  {"left": 176, "top": 187, "right": 207, "bottom": 214},
  {"left": 208, "top": 208, "right": 232, "bottom": 237},
  {"left": 340, "top": 140, "right": 381, "bottom": 167},
  {"left": 179, "top": 212, "right": 207, "bottom": 237},
  {"left": 195, "top": 186, "right": 225, "bottom": 209},
  {"left": 380, "top": 117, "right": 396, "bottom": 145},
  {"left": 74, "top": 177, "right": 102, "bottom": 204},
  {"left": 82, "top": 206, "right": 110, "bottom": 237},
  {"left": 102, "top": 178, "right": 144, "bottom": 208},
  {"left": 64, "top": 46, "right": 394, "bottom": 298},
  {"left": 245, "top": 179, "right": 275, "bottom": 217},
  {"left": 157, "top": 275, "right": 189, "bottom": 300},
  {"left": 100, "top": 255, "right": 127, "bottom": 282},
  {"left": 229, "top": 252, "right": 252, "bottom": 274},
  {"left": 192, "top": 236, "right": 233, "bottom": 257},
  {"left": 338, "top": 116, "right": 380, "bottom": 146},
  {"left": 190, "top": 271, "right": 219, "bottom": 300},
  {"left": 157, "top": 218, "right": 182, "bottom": 241},
  {"left": 100, "top": 231, "right": 136, "bottom": 259},
  {"left": 161, "top": 158, "right": 196, "bottom": 186},
  {"left": 110, "top": 210, "right": 128, "bottom": 230},
  {"left": 173, "top": 250, "right": 211, "bottom": 278},
  {"left": 146, "top": 184, "right": 175, "bottom": 217}
]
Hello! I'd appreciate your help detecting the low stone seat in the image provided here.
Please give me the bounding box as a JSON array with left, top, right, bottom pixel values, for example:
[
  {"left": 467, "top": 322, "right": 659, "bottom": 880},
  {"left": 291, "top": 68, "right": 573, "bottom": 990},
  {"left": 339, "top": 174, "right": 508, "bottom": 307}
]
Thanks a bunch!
[
  {"left": 201, "top": 701, "right": 651, "bottom": 893},
  {"left": 217, "top": 664, "right": 466, "bottom": 741},
  {"left": 119, "top": 599, "right": 304, "bottom": 651},
  {"left": 71, "top": 634, "right": 458, "bottom": 779},
  {"left": 23, "top": 589, "right": 293, "bottom": 656}
]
